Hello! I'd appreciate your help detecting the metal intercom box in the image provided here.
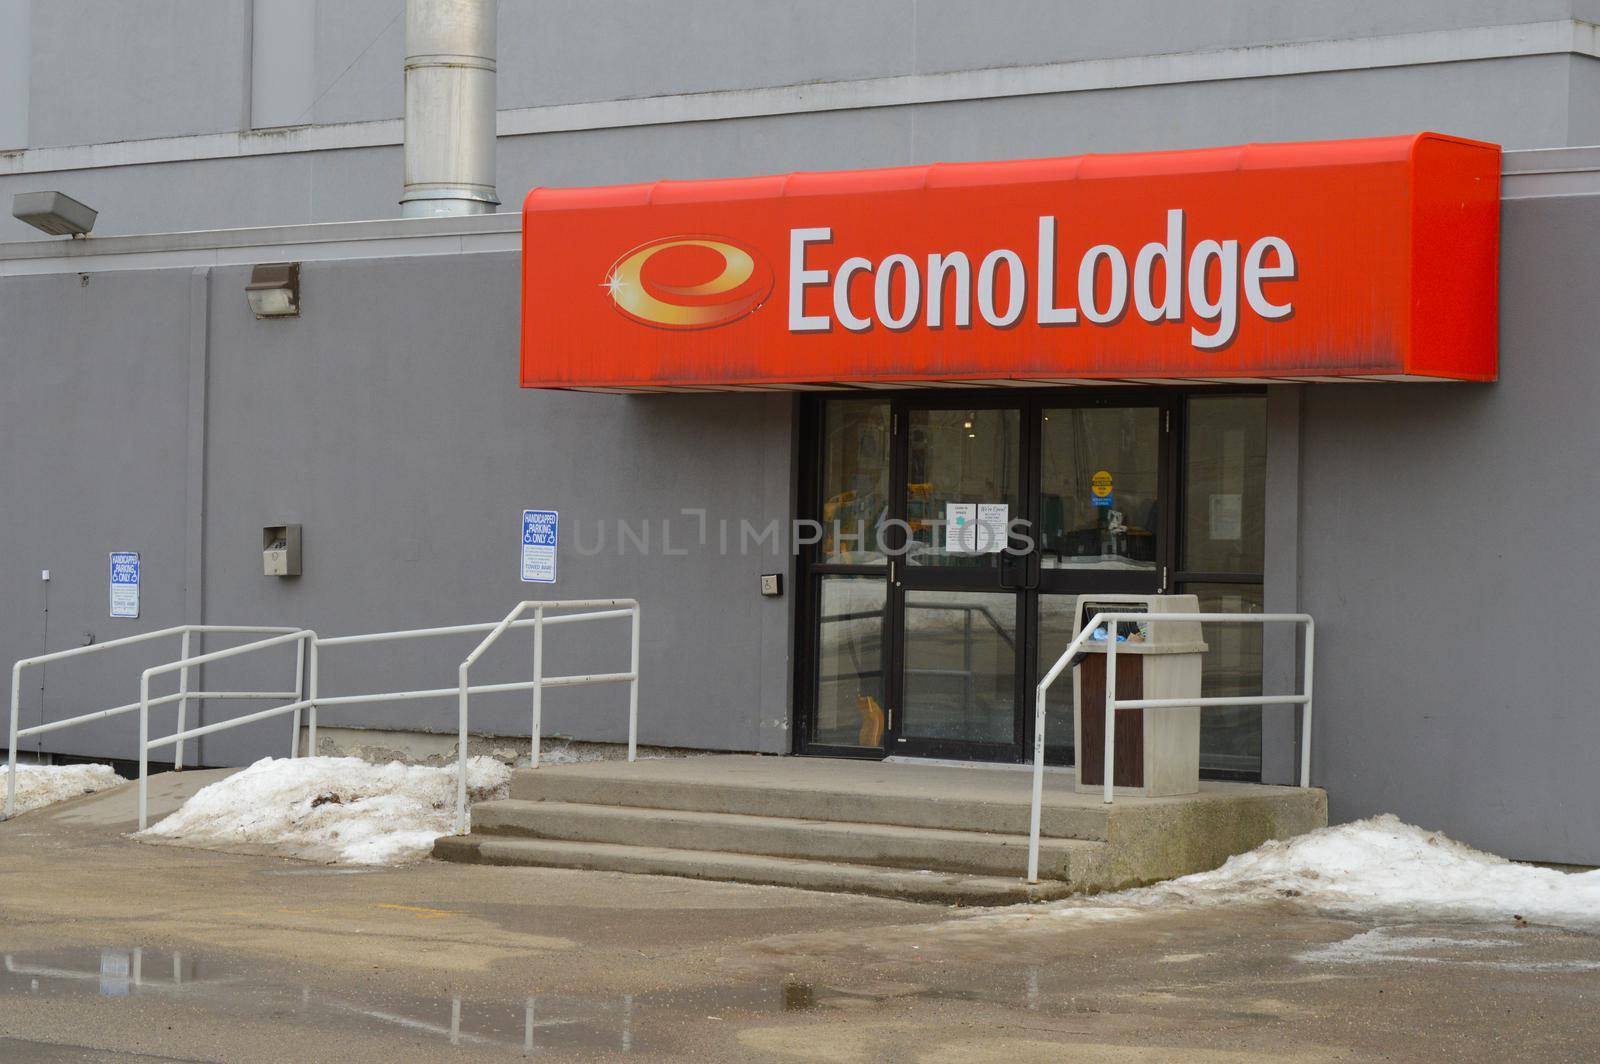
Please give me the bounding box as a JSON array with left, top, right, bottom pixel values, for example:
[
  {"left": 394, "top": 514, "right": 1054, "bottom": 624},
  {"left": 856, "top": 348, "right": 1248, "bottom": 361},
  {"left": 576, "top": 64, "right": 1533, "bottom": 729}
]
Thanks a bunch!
[{"left": 263, "top": 524, "right": 302, "bottom": 577}]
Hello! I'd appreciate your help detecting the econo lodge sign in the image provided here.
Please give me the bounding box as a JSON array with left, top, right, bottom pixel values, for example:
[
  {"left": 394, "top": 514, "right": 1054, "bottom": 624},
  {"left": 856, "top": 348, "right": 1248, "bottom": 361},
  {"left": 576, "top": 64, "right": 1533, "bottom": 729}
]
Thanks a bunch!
[{"left": 521, "top": 133, "right": 1499, "bottom": 390}]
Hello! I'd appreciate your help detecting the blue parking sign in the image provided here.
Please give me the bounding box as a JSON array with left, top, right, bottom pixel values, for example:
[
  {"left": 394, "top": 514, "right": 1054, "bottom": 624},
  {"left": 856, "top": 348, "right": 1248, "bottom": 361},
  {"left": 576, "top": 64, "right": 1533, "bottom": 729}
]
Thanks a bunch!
[
  {"left": 521, "top": 510, "right": 558, "bottom": 583},
  {"left": 109, "top": 551, "right": 140, "bottom": 618}
]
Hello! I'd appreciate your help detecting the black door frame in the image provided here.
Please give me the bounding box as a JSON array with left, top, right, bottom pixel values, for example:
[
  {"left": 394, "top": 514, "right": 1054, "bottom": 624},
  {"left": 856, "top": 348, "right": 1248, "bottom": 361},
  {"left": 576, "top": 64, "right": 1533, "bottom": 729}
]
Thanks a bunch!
[
  {"left": 794, "top": 386, "right": 1230, "bottom": 765},
  {"left": 887, "top": 394, "right": 1035, "bottom": 762},
  {"left": 1028, "top": 392, "right": 1175, "bottom": 764}
]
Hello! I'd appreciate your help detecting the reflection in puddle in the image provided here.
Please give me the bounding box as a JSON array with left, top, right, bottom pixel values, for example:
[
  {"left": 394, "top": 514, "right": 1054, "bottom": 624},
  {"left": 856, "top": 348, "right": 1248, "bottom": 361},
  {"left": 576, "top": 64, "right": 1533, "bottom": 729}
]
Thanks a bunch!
[
  {"left": 4, "top": 948, "right": 221, "bottom": 999},
  {"left": 327, "top": 992, "right": 636, "bottom": 1053},
  {"left": 331, "top": 983, "right": 834, "bottom": 1052},
  {"left": 0, "top": 948, "right": 1002, "bottom": 1055}
]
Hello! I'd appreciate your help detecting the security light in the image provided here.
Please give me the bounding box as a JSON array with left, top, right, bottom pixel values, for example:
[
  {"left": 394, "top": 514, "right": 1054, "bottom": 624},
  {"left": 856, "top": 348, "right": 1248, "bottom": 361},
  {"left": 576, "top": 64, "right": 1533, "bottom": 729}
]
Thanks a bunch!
[
  {"left": 11, "top": 191, "right": 97, "bottom": 237},
  {"left": 246, "top": 262, "right": 301, "bottom": 319}
]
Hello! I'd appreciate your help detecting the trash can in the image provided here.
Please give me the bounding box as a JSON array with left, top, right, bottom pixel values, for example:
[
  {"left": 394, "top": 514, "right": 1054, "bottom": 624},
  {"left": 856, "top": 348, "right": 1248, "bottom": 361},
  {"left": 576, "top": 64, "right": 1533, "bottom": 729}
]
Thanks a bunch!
[{"left": 1072, "top": 594, "right": 1208, "bottom": 797}]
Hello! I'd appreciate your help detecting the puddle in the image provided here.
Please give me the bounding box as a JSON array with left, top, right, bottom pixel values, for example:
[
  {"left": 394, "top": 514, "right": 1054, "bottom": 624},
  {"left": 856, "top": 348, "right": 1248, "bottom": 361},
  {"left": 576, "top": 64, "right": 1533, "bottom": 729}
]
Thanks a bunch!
[
  {"left": 2, "top": 948, "right": 229, "bottom": 999},
  {"left": 0, "top": 946, "right": 995, "bottom": 1055}
]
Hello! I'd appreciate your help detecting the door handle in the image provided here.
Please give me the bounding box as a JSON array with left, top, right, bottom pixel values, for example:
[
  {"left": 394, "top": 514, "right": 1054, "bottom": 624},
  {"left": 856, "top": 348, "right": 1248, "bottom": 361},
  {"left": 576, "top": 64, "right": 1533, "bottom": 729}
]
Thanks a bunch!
[{"left": 998, "top": 550, "right": 1023, "bottom": 590}]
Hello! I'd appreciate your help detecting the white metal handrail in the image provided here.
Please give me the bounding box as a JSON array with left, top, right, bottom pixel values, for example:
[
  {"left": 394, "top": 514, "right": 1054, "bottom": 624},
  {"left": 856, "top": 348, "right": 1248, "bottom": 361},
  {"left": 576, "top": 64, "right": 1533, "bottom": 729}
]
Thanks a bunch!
[
  {"left": 6, "top": 624, "right": 303, "bottom": 819},
  {"left": 302, "top": 607, "right": 635, "bottom": 766},
  {"left": 8, "top": 604, "right": 642, "bottom": 837},
  {"left": 1026, "top": 611, "right": 1315, "bottom": 884},
  {"left": 456, "top": 599, "right": 640, "bottom": 833},
  {"left": 139, "top": 629, "right": 316, "bottom": 828},
  {"left": 7, "top": 602, "right": 644, "bottom": 838}
]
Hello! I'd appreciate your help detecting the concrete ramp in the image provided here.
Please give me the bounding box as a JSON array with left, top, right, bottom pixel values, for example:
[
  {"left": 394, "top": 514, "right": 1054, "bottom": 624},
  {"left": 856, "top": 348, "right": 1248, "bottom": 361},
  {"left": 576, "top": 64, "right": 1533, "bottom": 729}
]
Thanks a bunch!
[
  {"left": 435, "top": 756, "right": 1327, "bottom": 904},
  {"left": 37, "top": 768, "right": 237, "bottom": 833}
]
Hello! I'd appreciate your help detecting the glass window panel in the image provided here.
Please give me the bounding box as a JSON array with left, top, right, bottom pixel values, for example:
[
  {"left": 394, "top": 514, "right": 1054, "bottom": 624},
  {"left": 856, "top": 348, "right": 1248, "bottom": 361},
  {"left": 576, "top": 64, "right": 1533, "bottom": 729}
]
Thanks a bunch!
[
  {"left": 902, "top": 590, "right": 1016, "bottom": 743},
  {"left": 1036, "top": 593, "right": 1079, "bottom": 753},
  {"left": 819, "top": 399, "right": 891, "bottom": 564},
  {"left": 813, "top": 576, "right": 887, "bottom": 748},
  {"left": 1186, "top": 582, "right": 1264, "bottom": 777},
  {"left": 905, "top": 408, "right": 1020, "bottom": 568},
  {"left": 1183, "top": 395, "right": 1266, "bottom": 574},
  {"left": 1039, "top": 408, "right": 1160, "bottom": 571}
]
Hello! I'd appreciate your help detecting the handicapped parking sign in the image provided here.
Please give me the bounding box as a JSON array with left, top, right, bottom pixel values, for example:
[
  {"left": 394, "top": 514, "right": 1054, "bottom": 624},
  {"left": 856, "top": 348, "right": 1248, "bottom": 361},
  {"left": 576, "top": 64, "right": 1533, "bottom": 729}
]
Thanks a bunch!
[
  {"left": 109, "top": 551, "right": 140, "bottom": 618},
  {"left": 521, "top": 510, "right": 558, "bottom": 583}
]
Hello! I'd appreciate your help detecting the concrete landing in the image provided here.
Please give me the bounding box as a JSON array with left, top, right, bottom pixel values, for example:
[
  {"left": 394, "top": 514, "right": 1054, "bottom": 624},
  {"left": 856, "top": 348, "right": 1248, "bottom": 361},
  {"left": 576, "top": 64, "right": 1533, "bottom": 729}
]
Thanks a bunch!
[{"left": 435, "top": 755, "right": 1327, "bottom": 904}]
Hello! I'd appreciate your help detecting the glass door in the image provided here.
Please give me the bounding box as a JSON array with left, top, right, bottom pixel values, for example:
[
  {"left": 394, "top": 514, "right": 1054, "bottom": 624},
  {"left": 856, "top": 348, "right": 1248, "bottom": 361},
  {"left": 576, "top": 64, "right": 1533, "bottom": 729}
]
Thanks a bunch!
[
  {"left": 888, "top": 401, "right": 1028, "bottom": 759},
  {"left": 803, "top": 399, "right": 894, "bottom": 757},
  {"left": 798, "top": 391, "right": 1178, "bottom": 766},
  {"left": 1032, "top": 398, "right": 1174, "bottom": 762}
]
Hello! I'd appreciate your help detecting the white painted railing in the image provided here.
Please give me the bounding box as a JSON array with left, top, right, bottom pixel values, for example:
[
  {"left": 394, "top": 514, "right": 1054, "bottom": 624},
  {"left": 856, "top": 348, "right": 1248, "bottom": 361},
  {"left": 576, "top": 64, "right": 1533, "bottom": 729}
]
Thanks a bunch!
[
  {"left": 1027, "top": 611, "right": 1315, "bottom": 884},
  {"left": 456, "top": 600, "right": 640, "bottom": 833},
  {"left": 138, "top": 629, "right": 316, "bottom": 828},
  {"left": 8, "top": 603, "right": 640, "bottom": 836},
  {"left": 7, "top": 624, "right": 303, "bottom": 819}
]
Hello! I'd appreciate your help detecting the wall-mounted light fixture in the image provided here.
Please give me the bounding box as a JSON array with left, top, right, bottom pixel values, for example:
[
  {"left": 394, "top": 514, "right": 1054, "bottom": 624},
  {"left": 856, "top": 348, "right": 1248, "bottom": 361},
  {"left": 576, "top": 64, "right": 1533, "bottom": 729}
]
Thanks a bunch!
[
  {"left": 246, "top": 262, "right": 301, "bottom": 319},
  {"left": 11, "top": 191, "right": 98, "bottom": 237}
]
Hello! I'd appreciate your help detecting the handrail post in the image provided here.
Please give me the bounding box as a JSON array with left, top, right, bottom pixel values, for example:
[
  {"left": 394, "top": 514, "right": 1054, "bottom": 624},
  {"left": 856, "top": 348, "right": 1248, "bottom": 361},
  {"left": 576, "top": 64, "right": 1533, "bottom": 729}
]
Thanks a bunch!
[
  {"left": 1103, "top": 629, "right": 1117, "bottom": 805},
  {"left": 138, "top": 672, "right": 151, "bottom": 831},
  {"left": 455, "top": 662, "right": 470, "bottom": 835},
  {"left": 6, "top": 663, "right": 22, "bottom": 819},
  {"left": 289, "top": 635, "right": 306, "bottom": 758},
  {"left": 530, "top": 605, "right": 544, "bottom": 768},
  {"left": 174, "top": 629, "right": 191, "bottom": 771},
  {"left": 627, "top": 603, "right": 640, "bottom": 762},
  {"left": 307, "top": 638, "right": 319, "bottom": 757},
  {"left": 1026, "top": 681, "right": 1047, "bottom": 884},
  {"left": 1300, "top": 618, "right": 1315, "bottom": 787}
]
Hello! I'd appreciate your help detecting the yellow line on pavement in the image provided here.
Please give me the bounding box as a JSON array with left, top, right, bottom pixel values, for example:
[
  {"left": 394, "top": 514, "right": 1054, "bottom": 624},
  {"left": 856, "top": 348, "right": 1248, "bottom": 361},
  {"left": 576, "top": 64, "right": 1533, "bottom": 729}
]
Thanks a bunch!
[{"left": 376, "top": 903, "right": 464, "bottom": 919}]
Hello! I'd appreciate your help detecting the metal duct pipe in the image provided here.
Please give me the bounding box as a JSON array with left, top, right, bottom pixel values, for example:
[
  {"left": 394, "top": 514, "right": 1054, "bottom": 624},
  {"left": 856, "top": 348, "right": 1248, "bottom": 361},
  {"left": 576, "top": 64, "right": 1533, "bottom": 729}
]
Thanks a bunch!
[{"left": 400, "top": 0, "right": 499, "bottom": 217}]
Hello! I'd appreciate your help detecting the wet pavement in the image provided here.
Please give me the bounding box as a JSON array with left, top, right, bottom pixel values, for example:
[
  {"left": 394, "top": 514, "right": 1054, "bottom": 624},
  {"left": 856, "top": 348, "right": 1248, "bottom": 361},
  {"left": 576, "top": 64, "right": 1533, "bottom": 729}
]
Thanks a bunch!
[
  {"left": 0, "top": 945, "right": 851, "bottom": 1056},
  {"left": 0, "top": 780, "right": 1597, "bottom": 1060}
]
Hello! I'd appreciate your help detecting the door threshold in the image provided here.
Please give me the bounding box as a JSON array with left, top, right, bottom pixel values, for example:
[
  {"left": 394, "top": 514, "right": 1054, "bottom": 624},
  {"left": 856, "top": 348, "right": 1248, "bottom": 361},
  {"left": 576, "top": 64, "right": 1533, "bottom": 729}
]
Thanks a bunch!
[{"left": 883, "top": 756, "right": 1074, "bottom": 774}]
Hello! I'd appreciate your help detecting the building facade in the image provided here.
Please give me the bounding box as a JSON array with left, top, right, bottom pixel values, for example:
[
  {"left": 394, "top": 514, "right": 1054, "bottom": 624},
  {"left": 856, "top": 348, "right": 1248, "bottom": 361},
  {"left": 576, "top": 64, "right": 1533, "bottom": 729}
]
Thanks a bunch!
[{"left": 3, "top": 2, "right": 1599, "bottom": 864}]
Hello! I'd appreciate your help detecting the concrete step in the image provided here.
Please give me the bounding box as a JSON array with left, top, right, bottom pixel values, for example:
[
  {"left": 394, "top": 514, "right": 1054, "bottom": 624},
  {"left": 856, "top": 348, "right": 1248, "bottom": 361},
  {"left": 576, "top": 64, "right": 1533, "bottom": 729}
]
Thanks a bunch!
[
  {"left": 432, "top": 835, "right": 1074, "bottom": 905},
  {"left": 508, "top": 766, "right": 1111, "bottom": 841},
  {"left": 470, "top": 799, "right": 1096, "bottom": 879},
  {"left": 440, "top": 758, "right": 1327, "bottom": 902}
]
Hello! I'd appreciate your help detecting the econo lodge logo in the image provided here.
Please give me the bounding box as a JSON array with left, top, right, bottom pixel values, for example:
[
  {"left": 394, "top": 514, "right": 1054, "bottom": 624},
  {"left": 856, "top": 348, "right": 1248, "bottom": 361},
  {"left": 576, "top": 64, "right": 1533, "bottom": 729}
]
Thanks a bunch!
[{"left": 603, "top": 235, "right": 773, "bottom": 330}]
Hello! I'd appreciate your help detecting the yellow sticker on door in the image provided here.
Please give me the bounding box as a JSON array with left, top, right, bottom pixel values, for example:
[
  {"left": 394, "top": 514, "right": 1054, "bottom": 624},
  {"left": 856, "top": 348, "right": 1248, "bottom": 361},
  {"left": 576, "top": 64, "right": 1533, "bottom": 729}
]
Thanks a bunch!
[{"left": 1091, "top": 470, "right": 1114, "bottom": 497}]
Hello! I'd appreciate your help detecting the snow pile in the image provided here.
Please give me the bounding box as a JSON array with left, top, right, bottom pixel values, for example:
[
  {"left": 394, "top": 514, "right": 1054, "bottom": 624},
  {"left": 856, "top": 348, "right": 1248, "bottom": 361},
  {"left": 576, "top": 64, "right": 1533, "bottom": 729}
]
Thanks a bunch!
[
  {"left": 0, "top": 763, "right": 122, "bottom": 814},
  {"left": 1132, "top": 815, "right": 1600, "bottom": 926},
  {"left": 140, "top": 756, "right": 511, "bottom": 865},
  {"left": 1027, "top": 815, "right": 1600, "bottom": 929}
]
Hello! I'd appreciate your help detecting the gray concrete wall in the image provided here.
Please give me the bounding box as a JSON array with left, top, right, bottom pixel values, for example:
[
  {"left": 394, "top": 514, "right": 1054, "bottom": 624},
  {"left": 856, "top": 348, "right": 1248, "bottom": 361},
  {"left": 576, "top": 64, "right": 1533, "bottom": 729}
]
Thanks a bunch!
[
  {"left": 5, "top": 5, "right": 1600, "bottom": 241},
  {"left": 250, "top": 0, "right": 318, "bottom": 130},
  {"left": 0, "top": 270, "right": 194, "bottom": 759},
  {"left": 0, "top": 252, "right": 794, "bottom": 765},
  {"left": 0, "top": 0, "right": 29, "bottom": 151},
  {"left": 0, "top": 54, "right": 1587, "bottom": 243},
  {"left": 28, "top": 0, "right": 250, "bottom": 148},
  {"left": 307, "top": 0, "right": 403, "bottom": 126},
  {"left": 23, "top": 1, "right": 1600, "bottom": 138},
  {"left": 1297, "top": 193, "right": 1600, "bottom": 866}
]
